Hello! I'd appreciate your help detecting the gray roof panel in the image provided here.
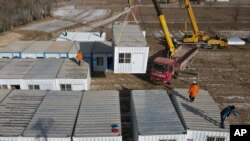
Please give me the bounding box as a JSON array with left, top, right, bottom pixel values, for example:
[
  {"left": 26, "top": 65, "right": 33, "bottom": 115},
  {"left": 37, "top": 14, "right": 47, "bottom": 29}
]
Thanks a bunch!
[
  {"left": 23, "top": 41, "right": 54, "bottom": 53},
  {"left": 113, "top": 23, "right": 148, "bottom": 47},
  {"left": 131, "top": 90, "right": 186, "bottom": 135},
  {"left": 57, "top": 59, "right": 88, "bottom": 79},
  {"left": 0, "top": 90, "right": 47, "bottom": 136},
  {"left": 74, "top": 90, "right": 121, "bottom": 137},
  {"left": 171, "top": 88, "right": 229, "bottom": 132},
  {"left": 23, "top": 91, "right": 82, "bottom": 137},
  {"left": 0, "top": 41, "right": 33, "bottom": 52},
  {"left": 24, "top": 59, "right": 64, "bottom": 79},
  {"left": 0, "top": 89, "right": 11, "bottom": 103}
]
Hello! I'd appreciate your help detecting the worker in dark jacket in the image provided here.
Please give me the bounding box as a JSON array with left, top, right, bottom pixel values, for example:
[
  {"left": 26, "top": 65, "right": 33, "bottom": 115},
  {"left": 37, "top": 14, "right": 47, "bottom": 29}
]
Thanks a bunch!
[{"left": 220, "top": 105, "right": 239, "bottom": 128}]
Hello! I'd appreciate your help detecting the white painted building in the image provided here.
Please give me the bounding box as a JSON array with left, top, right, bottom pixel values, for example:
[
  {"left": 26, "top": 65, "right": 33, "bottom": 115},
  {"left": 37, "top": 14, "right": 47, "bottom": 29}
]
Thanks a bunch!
[
  {"left": 131, "top": 89, "right": 230, "bottom": 141},
  {"left": 57, "top": 32, "right": 106, "bottom": 42},
  {"left": 0, "top": 90, "right": 121, "bottom": 141},
  {"left": 0, "top": 59, "right": 91, "bottom": 91},
  {"left": 112, "top": 23, "right": 149, "bottom": 73}
]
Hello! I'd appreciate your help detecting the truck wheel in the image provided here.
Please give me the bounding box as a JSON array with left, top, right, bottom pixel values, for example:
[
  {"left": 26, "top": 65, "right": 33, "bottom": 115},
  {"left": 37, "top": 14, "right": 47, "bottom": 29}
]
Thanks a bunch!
[{"left": 173, "top": 72, "right": 179, "bottom": 79}]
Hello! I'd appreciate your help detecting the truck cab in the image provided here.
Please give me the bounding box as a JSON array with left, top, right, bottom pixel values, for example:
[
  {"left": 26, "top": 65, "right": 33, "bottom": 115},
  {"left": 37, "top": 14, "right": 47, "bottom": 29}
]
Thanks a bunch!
[{"left": 150, "top": 57, "right": 176, "bottom": 84}]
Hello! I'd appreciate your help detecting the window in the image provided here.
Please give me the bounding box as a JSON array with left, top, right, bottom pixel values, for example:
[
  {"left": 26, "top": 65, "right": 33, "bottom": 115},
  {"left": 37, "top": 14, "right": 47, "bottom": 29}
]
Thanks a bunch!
[
  {"left": 119, "top": 53, "right": 131, "bottom": 63},
  {"left": 28, "top": 85, "right": 40, "bottom": 90},
  {"left": 60, "top": 84, "right": 72, "bottom": 91},
  {"left": 0, "top": 85, "right": 8, "bottom": 89},
  {"left": 96, "top": 57, "right": 104, "bottom": 66},
  {"left": 207, "top": 137, "right": 225, "bottom": 141}
]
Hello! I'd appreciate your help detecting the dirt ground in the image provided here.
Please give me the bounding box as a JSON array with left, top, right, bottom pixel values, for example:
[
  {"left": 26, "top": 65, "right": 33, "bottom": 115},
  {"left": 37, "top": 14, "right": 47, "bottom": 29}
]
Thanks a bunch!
[
  {"left": 0, "top": 1, "right": 250, "bottom": 140},
  {"left": 89, "top": 3, "right": 250, "bottom": 141}
]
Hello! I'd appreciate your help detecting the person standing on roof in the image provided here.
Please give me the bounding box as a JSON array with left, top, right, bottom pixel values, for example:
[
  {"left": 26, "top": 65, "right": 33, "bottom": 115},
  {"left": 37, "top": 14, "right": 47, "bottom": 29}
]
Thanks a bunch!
[
  {"left": 220, "top": 105, "right": 239, "bottom": 128},
  {"left": 76, "top": 50, "right": 83, "bottom": 66},
  {"left": 188, "top": 81, "right": 199, "bottom": 102}
]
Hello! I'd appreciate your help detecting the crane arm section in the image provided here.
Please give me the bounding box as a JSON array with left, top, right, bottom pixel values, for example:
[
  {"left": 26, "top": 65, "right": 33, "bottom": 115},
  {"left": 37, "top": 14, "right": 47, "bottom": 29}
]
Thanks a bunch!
[
  {"left": 152, "top": 0, "right": 175, "bottom": 57},
  {"left": 184, "top": 0, "right": 199, "bottom": 35}
]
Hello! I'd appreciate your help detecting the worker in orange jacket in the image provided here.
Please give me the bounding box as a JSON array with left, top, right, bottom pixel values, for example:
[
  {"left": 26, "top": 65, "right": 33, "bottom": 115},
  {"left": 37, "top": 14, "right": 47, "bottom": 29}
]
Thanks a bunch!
[
  {"left": 188, "top": 81, "right": 199, "bottom": 102},
  {"left": 76, "top": 50, "right": 83, "bottom": 66}
]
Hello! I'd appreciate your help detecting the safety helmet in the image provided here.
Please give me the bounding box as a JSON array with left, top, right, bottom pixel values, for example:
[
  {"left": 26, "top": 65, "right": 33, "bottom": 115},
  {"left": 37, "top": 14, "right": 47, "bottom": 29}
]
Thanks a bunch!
[{"left": 193, "top": 81, "right": 197, "bottom": 84}]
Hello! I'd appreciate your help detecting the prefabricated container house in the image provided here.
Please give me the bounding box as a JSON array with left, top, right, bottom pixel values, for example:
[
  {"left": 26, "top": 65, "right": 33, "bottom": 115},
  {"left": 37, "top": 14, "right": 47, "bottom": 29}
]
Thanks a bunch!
[
  {"left": 131, "top": 89, "right": 230, "bottom": 141},
  {"left": 131, "top": 90, "right": 187, "bottom": 141},
  {"left": 22, "top": 41, "right": 54, "bottom": 58},
  {"left": 0, "top": 90, "right": 121, "bottom": 141},
  {"left": 44, "top": 41, "right": 76, "bottom": 58},
  {"left": 0, "top": 41, "right": 33, "bottom": 58},
  {"left": 113, "top": 23, "right": 149, "bottom": 73},
  {"left": 171, "top": 88, "right": 230, "bottom": 141},
  {"left": 0, "top": 59, "right": 91, "bottom": 91},
  {"left": 57, "top": 32, "right": 106, "bottom": 42},
  {"left": 73, "top": 90, "right": 122, "bottom": 141}
]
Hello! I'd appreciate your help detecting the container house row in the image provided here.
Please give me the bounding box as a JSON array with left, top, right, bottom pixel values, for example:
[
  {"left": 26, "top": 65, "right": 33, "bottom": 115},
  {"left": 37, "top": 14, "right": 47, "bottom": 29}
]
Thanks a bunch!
[
  {"left": 131, "top": 89, "right": 230, "bottom": 141},
  {"left": 0, "top": 23, "right": 149, "bottom": 74},
  {"left": 0, "top": 58, "right": 91, "bottom": 91},
  {"left": 0, "top": 90, "right": 122, "bottom": 141}
]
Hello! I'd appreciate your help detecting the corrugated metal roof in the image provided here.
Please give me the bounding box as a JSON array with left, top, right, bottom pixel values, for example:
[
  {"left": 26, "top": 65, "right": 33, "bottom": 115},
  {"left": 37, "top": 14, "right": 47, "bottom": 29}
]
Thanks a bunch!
[
  {"left": 113, "top": 23, "right": 148, "bottom": 47},
  {"left": 57, "top": 59, "right": 89, "bottom": 79},
  {"left": 0, "top": 59, "right": 37, "bottom": 79},
  {"left": 46, "top": 41, "right": 74, "bottom": 53},
  {"left": 74, "top": 90, "right": 121, "bottom": 137},
  {"left": 0, "top": 41, "right": 33, "bottom": 52},
  {"left": 0, "top": 89, "right": 11, "bottom": 103},
  {"left": 131, "top": 90, "right": 186, "bottom": 135},
  {"left": 171, "top": 88, "right": 229, "bottom": 132},
  {"left": 0, "top": 90, "right": 47, "bottom": 136},
  {"left": 24, "top": 59, "right": 64, "bottom": 79},
  {"left": 23, "top": 41, "right": 54, "bottom": 53},
  {"left": 0, "top": 59, "right": 88, "bottom": 79},
  {"left": 56, "top": 32, "right": 106, "bottom": 42},
  {"left": 23, "top": 91, "right": 82, "bottom": 137}
]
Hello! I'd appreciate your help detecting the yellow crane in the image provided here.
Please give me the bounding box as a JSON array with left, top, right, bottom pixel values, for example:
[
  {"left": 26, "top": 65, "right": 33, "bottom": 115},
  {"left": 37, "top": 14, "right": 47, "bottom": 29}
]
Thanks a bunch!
[
  {"left": 152, "top": 0, "right": 175, "bottom": 57},
  {"left": 183, "top": 0, "right": 228, "bottom": 48}
]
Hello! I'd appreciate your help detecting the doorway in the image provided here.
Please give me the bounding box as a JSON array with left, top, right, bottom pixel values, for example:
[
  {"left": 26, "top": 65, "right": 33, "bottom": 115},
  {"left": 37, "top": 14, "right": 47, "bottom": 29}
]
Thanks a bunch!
[{"left": 11, "top": 85, "right": 20, "bottom": 90}]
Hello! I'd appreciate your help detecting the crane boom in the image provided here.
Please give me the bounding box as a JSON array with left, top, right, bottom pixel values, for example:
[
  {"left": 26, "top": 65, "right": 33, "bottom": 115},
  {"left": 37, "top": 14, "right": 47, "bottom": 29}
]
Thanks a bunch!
[
  {"left": 184, "top": 0, "right": 199, "bottom": 35},
  {"left": 152, "top": 0, "right": 175, "bottom": 57}
]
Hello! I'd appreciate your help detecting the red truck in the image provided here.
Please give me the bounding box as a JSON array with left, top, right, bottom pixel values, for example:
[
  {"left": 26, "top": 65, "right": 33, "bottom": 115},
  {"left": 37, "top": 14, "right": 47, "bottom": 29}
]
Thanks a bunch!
[{"left": 150, "top": 45, "right": 198, "bottom": 84}]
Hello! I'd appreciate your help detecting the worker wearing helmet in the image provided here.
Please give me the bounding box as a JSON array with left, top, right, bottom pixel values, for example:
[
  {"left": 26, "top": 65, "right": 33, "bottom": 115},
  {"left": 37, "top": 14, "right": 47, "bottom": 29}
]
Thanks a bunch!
[
  {"left": 76, "top": 50, "right": 83, "bottom": 66},
  {"left": 188, "top": 81, "right": 199, "bottom": 102}
]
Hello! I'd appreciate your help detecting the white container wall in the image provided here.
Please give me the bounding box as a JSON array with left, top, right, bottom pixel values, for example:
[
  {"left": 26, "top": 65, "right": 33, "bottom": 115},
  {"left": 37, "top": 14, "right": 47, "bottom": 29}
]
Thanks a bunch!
[
  {"left": 73, "top": 137, "right": 122, "bottom": 141},
  {"left": 0, "top": 59, "right": 91, "bottom": 91},
  {"left": 114, "top": 47, "right": 149, "bottom": 73},
  {"left": 187, "top": 130, "right": 229, "bottom": 141}
]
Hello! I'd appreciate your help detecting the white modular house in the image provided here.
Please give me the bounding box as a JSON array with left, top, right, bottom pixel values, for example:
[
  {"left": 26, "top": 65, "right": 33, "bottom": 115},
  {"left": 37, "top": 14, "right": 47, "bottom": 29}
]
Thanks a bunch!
[
  {"left": 57, "top": 32, "right": 106, "bottom": 42},
  {"left": 73, "top": 90, "right": 122, "bottom": 141},
  {"left": 113, "top": 23, "right": 149, "bottom": 73},
  {"left": 171, "top": 88, "right": 230, "bottom": 141},
  {"left": 0, "top": 41, "right": 33, "bottom": 58},
  {"left": 131, "top": 90, "right": 187, "bottom": 141},
  {"left": 0, "top": 90, "right": 121, "bottom": 141},
  {"left": 0, "top": 41, "right": 79, "bottom": 59},
  {"left": 0, "top": 58, "right": 91, "bottom": 91}
]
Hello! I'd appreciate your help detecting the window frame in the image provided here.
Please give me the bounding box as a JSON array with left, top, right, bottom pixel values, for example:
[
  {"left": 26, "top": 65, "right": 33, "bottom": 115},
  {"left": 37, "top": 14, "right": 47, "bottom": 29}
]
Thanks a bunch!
[
  {"left": 118, "top": 53, "right": 131, "bottom": 64},
  {"left": 206, "top": 136, "right": 225, "bottom": 141},
  {"left": 28, "top": 85, "right": 40, "bottom": 90},
  {"left": 60, "top": 84, "right": 72, "bottom": 91},
  {"left": 96, "top": 57, "right": 104, "bottom": 66}
]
